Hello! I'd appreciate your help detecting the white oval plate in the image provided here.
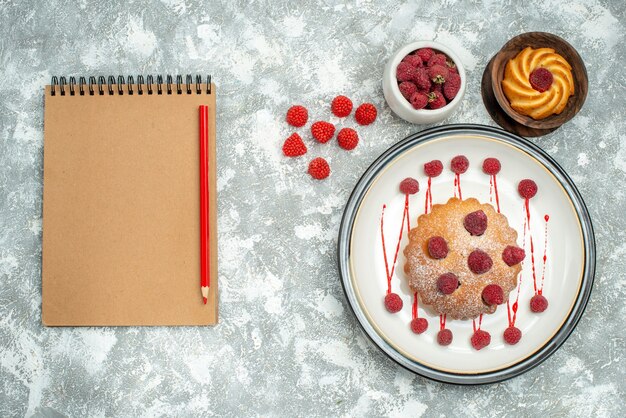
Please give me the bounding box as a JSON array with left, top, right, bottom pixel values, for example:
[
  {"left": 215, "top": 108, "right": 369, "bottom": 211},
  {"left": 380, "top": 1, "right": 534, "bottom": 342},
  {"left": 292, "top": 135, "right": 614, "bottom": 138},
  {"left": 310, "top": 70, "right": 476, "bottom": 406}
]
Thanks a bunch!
[{"left": 338, "top": 125, "right": 595, "bottom": 384}]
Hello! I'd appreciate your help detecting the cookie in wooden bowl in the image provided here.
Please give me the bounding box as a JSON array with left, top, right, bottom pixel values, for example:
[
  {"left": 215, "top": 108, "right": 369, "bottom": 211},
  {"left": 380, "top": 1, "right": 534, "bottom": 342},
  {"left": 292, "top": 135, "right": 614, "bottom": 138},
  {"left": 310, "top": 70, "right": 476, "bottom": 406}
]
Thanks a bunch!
[{"left": 490, "top": 32, "right": 587, "bottom": 130}]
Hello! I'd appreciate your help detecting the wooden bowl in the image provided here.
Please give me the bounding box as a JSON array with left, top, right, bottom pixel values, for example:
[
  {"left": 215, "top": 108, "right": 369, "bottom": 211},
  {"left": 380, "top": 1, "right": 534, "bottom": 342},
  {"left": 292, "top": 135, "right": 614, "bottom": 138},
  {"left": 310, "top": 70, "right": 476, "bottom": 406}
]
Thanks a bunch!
[{"left": 490, "top": 32, "right": 588, "bottom": 130}]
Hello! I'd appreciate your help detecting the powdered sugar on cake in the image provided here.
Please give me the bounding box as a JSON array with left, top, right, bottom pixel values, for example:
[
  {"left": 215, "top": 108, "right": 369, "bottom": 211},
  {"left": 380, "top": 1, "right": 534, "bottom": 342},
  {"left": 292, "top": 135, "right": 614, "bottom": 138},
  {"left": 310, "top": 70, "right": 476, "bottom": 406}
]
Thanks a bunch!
[{"left": 403, "top": 197, "right": 522, "bottom": 320}]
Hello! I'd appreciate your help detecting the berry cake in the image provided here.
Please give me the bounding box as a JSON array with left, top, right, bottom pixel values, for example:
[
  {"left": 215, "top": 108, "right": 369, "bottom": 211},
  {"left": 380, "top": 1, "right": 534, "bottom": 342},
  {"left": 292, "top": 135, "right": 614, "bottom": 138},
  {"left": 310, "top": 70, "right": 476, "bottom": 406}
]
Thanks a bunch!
[{"left": 403, "top": 197, "right": 524, "bottom": 320}]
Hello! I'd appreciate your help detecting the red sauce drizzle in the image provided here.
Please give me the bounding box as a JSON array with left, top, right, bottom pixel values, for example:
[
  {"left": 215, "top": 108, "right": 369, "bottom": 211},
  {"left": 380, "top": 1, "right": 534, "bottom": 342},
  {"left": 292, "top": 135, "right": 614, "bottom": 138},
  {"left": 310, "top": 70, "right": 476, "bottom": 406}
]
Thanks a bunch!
[
  {"left": 424, "top": 177, "right": 433, "bottom": 214},
  {"left": 522, "top": 199, "right": 540, "bottom": 295},
  {"left": 493, "top": 175, "right": 500, "bottom": 213},
  {"left": 453, "top": 174, "right": 463, "bottom": 199},
  {"left": 380, "top": 195, "right": 411, "bottom": 295},
  {"left": 538, "top": 215, "right": 549, "bottom": 295},
  {"left": 412, "top": 292, "right": 418, "bottom": 320},
  {"left": 439, "top": 313, "right": 447, "bottom": 330},
  {"left": 472, "top": 314, "right": 484, "bottom": 332},
  {"left": 507, "top": 213, "right": 527, "bottom": 327}
]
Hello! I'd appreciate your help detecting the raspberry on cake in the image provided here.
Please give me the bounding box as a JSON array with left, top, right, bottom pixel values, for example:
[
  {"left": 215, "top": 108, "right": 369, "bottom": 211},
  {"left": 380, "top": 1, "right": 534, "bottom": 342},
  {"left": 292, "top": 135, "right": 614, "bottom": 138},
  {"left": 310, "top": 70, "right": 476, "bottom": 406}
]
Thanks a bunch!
[
  {"left": 427, "top": 236, "right": 449, "bottom": 259},
  {"left": 468, "top": 250, "right": 493, "bottom": 274},
  {"left": 404, "top": 198, "right": 522, "bottom": 320},
  {"left": 437, "top": 273, "right": 459, "bottom": 295},
  {"left": 502, "top": 245, "right": 525, "bottom": 266},
  {"left": 481, "top": 284, "right": 504, "bottom": 305},
  {"left": 464, "top": 210, "right": 488, "bottom": 236}
]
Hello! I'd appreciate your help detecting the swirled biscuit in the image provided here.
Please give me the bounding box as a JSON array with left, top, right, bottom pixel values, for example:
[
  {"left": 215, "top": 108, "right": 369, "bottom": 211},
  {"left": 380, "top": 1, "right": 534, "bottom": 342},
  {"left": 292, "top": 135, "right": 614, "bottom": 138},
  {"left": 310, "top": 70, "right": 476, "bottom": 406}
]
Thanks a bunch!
[{"left": 502, "top": 47, "right": 574, "bottom": 120}]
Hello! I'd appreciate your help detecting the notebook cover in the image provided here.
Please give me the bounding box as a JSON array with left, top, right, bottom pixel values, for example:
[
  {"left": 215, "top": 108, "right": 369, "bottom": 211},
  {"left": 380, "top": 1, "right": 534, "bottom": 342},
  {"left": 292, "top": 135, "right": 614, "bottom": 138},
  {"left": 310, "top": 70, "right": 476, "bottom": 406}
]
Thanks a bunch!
[{"left": 42, "top": 82, "right": 217, "bottom": 326}]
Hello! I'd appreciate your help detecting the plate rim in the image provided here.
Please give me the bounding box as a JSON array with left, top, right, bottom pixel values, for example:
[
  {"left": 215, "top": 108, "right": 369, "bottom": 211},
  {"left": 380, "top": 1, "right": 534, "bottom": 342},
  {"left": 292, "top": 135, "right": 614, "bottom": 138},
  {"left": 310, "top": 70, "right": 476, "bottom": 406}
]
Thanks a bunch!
[{"left": 337, "top": 123, "right": 596, "bottom": 385}]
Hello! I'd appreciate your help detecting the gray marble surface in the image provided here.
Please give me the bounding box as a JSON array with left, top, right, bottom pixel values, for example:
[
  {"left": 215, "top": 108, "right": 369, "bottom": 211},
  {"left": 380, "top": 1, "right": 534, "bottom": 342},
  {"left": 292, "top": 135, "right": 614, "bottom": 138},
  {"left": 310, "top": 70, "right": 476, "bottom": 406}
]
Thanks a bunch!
[{"left": 1, "top": 0, "right": 625, "bottom": 416}]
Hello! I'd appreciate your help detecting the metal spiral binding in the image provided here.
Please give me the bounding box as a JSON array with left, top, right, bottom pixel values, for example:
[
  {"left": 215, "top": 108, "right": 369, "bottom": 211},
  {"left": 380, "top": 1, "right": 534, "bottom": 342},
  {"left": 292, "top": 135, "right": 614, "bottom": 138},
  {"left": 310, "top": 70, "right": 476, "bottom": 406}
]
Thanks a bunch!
[{"left": 50, "top": 75, "right": 213, "bottom": 96}]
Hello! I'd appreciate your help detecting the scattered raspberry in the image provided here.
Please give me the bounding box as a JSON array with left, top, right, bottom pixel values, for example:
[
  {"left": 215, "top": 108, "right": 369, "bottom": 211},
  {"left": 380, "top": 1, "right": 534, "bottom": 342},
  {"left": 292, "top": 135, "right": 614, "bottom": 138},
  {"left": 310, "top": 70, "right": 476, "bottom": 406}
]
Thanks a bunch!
[
  {"left": 424, "top": 160, "right": 443, "bottom": 177},
  {"left": 428, "top": 64, "right": 450, "bottom": 84},
  {"left": 384, "top": 292, "right": 403, "bottom": 313},
  {"left": 282, "top": 133, "right": 307, "bottom": 157},
  {"left": 331, "top": 95, "right": 353, "bottom": 117},
  {"left": 402, "top": 54, "right": 423, "bottom": 68},
  {"left": 337, "top": 128, "right": 359, "bottom": 151},
  {"left": 355, "top": 103, "right": 377, "bottom": 125},
  {"left": 308, "top": 157, "right": 330, "bottom": 180},
  {"left": 530, "top": 294, "right": 548, "bottom": 313},
  {"left": 482, "top": 157, "right": 501, "bottom": 175},
  {"left": 399, "top": 177, "right": 420, "bottom": 195},
  {"left": 482, "top": 284, "right": 504, "bottom": 305},
  {"left": 502, "top": 246, "right": 525, "bottom": 266},
  {"left": 443, "top": 72, "right": 461, "bottom": 101},
  {"left": 471, "top": 329, "right": 491, "bottom": 350},
  {"left": 428, "top": 91, "right": 446, "bottom": 109},
  {"left": 286, "top": 105, "right": 308, "bottom": 127},
  {"left": 428, "top": 236, "right": 449, "bottom": 259},
  {"left": 410, "top": 318, "right": 428, "bottom": 334},
  {"left": 413, "top": 67, "right": 432, "bottom": 91},
  {"left": 310, "top": 121, "right": 336, "bottom": 143},
  {"left": 416, "top": 48, "right": 435, "bottom": 63},
  {"left": 450, "top": 155, "right": 469, "bottom": 174},
  {"left": 398, "top": 81, "right": 418, "bottom": 100},
  {"left": 468, "top": 250, "right": 493, "bottom": 274},
  {"left": 529, "top": 67, "right": 554, "bottom": 92},
  {"left": 437, "top": 273, "right": 459, "bottom": 295},
  {"left": 410, "top": 92, "right": 429, "bottom": 110},
  {"left": 437, "top": 328, "right": 453, "bottom": 346},
  {"left": 428, "top": 53, "right": 447, "bottom": 67},
  {"left": 396, "top": 62, "right": 418, "bottom": 82},
  {"left": 518, "top": 179, "right": 538, "bottom": 199},
  {"left": 503, "top": 326, "right": 522, "bottom": 345},
  {"left": 464, "top": 210, "right": 488, "bottom": 236}
]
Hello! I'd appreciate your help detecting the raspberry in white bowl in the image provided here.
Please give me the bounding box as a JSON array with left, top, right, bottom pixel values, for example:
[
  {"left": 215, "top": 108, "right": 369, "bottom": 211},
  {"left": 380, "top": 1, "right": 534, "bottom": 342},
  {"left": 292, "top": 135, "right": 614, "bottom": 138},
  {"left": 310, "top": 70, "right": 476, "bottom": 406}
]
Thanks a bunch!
[{"left": 383, "top": 41, "right": 466, "bottom": 124}]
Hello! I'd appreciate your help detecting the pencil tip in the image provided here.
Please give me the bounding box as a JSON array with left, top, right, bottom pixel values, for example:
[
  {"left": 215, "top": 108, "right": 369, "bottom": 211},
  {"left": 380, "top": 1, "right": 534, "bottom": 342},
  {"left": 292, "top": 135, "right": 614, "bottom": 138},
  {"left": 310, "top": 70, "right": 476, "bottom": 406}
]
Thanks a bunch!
[{"left": 203, "top": 297, "right": 208, "bottom": 305}]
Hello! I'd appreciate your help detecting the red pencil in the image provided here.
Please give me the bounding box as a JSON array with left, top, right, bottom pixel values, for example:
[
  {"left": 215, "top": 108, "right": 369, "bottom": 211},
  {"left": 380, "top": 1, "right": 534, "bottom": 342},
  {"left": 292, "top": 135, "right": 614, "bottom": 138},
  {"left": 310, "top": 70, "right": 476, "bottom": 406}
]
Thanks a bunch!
[{"left": 199, "top": 105, "right": 210, "bottom": 304}]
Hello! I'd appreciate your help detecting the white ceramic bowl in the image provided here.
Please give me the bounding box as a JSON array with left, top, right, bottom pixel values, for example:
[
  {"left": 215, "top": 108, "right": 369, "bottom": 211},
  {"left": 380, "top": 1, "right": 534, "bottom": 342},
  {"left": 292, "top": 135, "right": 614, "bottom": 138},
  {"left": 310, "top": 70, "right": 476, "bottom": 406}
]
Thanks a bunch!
[{"left": 383, "top": 40, "right": 466, "bottom": 124}]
